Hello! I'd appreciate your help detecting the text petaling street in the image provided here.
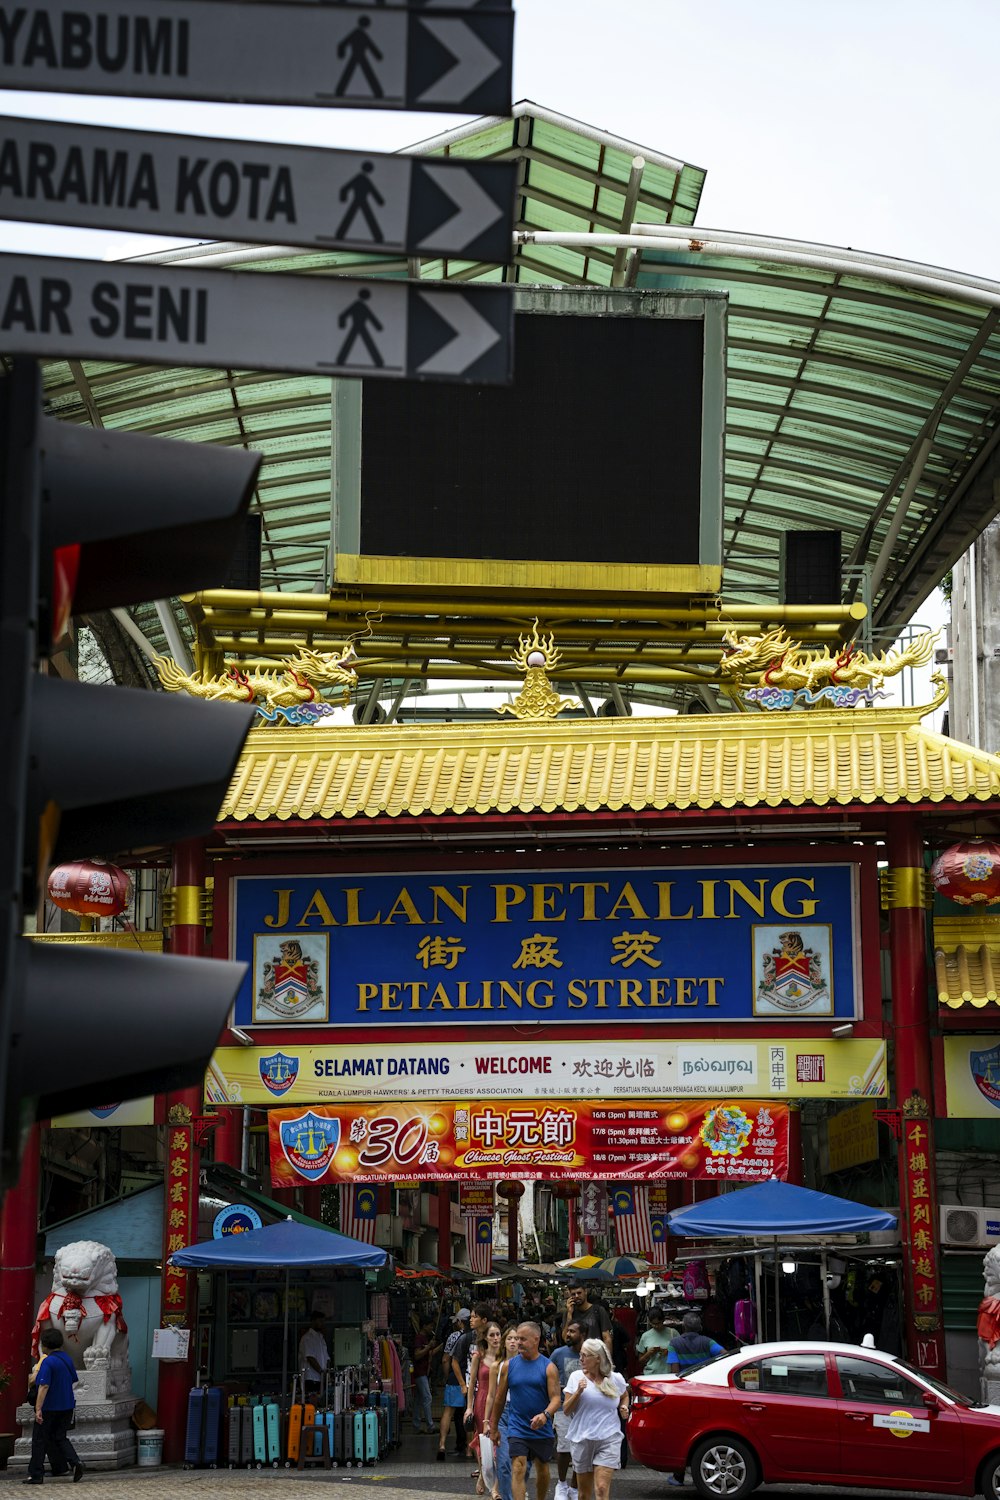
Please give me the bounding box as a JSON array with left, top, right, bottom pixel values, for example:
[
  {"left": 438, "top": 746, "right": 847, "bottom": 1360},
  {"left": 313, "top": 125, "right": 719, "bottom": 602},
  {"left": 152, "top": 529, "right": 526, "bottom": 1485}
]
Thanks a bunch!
[{"left": 355, "top": 975, "right": 726, "bottom": 1012}]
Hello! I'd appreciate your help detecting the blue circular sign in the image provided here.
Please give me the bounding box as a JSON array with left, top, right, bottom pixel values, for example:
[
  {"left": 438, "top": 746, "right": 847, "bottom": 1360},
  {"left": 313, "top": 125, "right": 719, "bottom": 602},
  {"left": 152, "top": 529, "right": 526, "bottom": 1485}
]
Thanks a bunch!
[{"left": 213, "top": 1204, "right": 263, "bottom": 1239}]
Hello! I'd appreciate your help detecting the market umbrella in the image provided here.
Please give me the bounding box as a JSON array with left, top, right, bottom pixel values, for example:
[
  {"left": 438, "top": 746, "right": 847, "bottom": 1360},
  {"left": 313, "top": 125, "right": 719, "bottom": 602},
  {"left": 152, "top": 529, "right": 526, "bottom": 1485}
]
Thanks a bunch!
[
  {"left": 556, "top": 1254, "right": 603, "bottom": 1270},
  {"left": 595, "top": 1255, "right": 651, "bottom": 1278},
  {"left": 170, "top": 1216, "right": 389, "bottom": 1391}
]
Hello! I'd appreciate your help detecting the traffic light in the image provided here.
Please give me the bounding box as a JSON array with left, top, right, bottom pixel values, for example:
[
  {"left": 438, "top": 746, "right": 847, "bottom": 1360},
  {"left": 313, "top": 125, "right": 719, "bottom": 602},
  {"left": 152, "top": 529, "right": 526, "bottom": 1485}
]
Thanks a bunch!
[{"left": 0, "top": 358, "right": 262, "bottom": 1187}]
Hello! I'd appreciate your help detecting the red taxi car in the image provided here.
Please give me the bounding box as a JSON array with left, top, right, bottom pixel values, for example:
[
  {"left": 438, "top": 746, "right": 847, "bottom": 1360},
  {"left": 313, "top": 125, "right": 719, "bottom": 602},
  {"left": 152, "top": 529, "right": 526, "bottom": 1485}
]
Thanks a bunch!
[{"left": 628, "top": 1340, "right": 1000, "bottom": 1499}]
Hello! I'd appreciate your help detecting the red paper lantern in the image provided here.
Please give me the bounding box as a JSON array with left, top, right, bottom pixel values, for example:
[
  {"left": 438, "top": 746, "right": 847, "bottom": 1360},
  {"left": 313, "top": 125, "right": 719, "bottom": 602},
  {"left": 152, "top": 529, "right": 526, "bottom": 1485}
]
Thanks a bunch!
[
  {"left": 497, "top": 1180, "right": 526, "bottom": 1201},
  {"left": 930, "top": 840, "right": 1000, "bottom": 907},
  {"left": 550, "top": 1181, "right": 581, "bottom": 1201},
  {"left": 47, "top": 859, "right": 133, "bottom": 918}
]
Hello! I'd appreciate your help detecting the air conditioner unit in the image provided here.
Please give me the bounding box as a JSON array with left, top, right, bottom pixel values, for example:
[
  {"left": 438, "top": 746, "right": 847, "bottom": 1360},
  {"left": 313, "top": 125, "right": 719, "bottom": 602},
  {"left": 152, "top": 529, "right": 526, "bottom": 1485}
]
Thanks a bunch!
[
  {"left": 376, "top": 1213, "right": 404, "bottom": 1248},
  {"left": 940, "top": 1205, "right": 1000, "bottom": 1248}
]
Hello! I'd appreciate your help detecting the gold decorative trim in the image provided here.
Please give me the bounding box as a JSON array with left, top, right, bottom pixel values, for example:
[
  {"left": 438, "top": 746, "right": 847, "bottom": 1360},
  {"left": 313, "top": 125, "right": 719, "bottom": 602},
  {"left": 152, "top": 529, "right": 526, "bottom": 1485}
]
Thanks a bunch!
[
  {"left": 902, "top": 1090, "right": 930, "bottom": 1120},
  {"left": 167, "top": 1103, "right": 193, "bottom": 1125},
  {"left": 165, "top": 885, "right": 205, "bottom": 929},
  {"left": 879, "top": 867, "right": 932, "bottom": 911},
  {"left": 912, "top": 1315, "right": 941, "bottom": 1332},
  {"left": 335, "top": 553, "right": 721, "bottom": 597},
  {"left": 29, "top": 931, "right": 163, "bottom": 951},
  {"left": 496, "top": 620, "right": 578, "bottom": 720}
]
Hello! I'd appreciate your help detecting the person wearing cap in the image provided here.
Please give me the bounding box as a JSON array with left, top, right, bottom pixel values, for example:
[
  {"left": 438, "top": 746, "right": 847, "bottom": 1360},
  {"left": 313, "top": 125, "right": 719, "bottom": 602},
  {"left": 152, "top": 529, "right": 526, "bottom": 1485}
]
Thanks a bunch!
[{"left": 439, "top": 1309, "right": 473, "bottom": 1460}]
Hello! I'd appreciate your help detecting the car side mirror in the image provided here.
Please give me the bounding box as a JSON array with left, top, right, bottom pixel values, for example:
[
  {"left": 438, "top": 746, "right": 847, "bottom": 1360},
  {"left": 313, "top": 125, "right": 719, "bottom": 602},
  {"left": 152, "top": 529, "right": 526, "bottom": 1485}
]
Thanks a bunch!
[{"left": 923, "top": 1392, "right": 941, "bottom": 1415}]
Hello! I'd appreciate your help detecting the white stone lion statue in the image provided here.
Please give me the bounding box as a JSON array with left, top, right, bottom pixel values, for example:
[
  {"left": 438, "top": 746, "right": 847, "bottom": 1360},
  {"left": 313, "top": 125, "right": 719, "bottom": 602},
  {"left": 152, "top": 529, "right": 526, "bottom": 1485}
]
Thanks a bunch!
[
  {"left": 32, "top": 1240, "right": 129, "bottom": 1371},
  {"left": 979, "top": 1244, "right": 1000, "bottom": 1405}
]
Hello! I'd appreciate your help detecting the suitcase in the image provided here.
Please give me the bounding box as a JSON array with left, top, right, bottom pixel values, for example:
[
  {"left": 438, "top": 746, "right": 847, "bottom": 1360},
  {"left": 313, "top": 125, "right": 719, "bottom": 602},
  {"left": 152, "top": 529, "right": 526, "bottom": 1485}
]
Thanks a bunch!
[
  {"left": 363, "top": 1408, "right": 379, "bottom": 1466},
  {"left": 287, "top": 1377, "right": 304, "bottom": 1464},
  {"left": 265, "top": 1400, "right": 282, "bottom": 1466},
  {"left": 185, "top": 1386, "right": 207, "bottom": 1467},
  {"left": 352, "top": 1409, "right": 365, "bottom": 1465},
  {"left": 380, "top": 1390, "right": 397, "bottom": 1446},
  {"left": 227, "top": 1403, "right": 242, "bottom": 1467},
  {"left": 241, "top": 1398, "right": 254, "bottom": 1458},
  {"left": 252, "top": 1402, "right": 266, "bottom": 1466},
  {"left": 323, "top": 1410, "right": 336, "bottom": 1464},
  {"left": 202, "top": 1386, "right": 225, "bottom": 1467},
  {"left": 303, "top": 1400, "right": 317, "bottom": 1455}
]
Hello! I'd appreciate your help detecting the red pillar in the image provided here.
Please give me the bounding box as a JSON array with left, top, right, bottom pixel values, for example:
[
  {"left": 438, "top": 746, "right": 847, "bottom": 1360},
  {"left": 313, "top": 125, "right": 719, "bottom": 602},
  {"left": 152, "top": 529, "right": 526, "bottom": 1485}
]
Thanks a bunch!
[
  {"left": 887, "top": 815, "right": 944, "bottom": 1375},
  {"left": 158, "top": 840, "right": 208, "bottom": 1461},
  {"left": 437, "top": 1186, "right": 451, "bottom": 1274},
  {"left": 301, "top": 1187, "right": 323, "bottom": 1222},
  {"left": 786, "top": 1106, "right": 803, "bottom": 1185},
  {"left": 0, "top": 1126, "right": 41, "bottom": 1449},
  {"left": 566, "top": 1196, "right": 578, "bottom": 1260},
  {"left": 212, "top": 1108, "right": 242, "bottom": 1169}
]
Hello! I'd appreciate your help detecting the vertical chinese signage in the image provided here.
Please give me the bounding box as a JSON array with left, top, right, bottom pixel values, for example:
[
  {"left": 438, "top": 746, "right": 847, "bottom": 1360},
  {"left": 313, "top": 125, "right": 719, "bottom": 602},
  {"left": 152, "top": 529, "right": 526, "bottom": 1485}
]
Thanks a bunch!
[
  {"left": 900, "top": 1093, "right": 944, "bottom": 1373},
  {"left": 578, "top": 1181, "right": 608, "bottom": 1239},
  {"left": 161, "top": 1108, "right": 197, "bottom": 1325}
]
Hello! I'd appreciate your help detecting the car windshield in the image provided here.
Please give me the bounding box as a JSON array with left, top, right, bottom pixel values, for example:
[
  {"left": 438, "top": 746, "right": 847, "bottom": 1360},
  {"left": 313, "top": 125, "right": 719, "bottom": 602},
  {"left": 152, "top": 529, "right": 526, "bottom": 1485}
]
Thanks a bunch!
[
  {"left": 676, "top": 1351, "right": 729, "bottom": 1378},
  {"left": 891, "top": 1357, "right": 980, "bottom": 1408}
]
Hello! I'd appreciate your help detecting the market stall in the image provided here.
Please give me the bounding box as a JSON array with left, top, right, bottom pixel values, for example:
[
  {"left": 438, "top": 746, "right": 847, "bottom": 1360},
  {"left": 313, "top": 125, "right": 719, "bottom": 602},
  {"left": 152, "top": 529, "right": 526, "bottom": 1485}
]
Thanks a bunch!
[
  {"left": 667, "top": 1180, "right": 899, "bottom": 1345},
  {"left": 170, "top": 1215, "right": 393, "bottom": 1453}
]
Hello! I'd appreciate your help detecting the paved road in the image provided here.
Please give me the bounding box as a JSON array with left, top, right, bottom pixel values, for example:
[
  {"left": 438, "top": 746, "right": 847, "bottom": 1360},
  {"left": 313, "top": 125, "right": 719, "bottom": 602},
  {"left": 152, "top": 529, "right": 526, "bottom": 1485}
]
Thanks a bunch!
[{"left": 0, "top": 1457, "right": 957, "bottom": 1500}]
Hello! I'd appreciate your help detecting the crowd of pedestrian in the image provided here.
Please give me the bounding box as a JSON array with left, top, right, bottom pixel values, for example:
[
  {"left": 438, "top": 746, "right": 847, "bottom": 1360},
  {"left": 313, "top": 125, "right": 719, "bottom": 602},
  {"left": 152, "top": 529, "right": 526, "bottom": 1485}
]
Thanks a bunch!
[{"left": 420, "top": 1284, "right": 724, "bottom": 1500}]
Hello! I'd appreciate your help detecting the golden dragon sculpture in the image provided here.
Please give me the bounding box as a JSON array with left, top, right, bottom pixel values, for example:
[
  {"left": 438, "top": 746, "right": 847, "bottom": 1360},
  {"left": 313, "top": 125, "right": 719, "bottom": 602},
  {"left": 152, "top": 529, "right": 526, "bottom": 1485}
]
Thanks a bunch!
[
  {"left": 155, "top": 644, "right": 359, "bottom": 723},
  {"left": 719, "top": 627, "right": 939, "bottom": 695}
]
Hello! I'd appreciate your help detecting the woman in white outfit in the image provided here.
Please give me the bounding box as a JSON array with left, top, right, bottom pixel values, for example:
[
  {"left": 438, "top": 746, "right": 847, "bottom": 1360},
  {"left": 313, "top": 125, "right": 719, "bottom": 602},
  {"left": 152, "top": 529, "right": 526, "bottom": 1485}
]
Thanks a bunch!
[{"left": 561, "top": 1338, "right": 629, "bottom": 1500}]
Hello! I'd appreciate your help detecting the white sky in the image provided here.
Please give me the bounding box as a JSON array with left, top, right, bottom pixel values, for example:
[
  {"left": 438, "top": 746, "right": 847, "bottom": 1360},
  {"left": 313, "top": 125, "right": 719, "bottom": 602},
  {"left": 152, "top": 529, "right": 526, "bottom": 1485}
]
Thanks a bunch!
[{"left": 1, "top": 0, "right": 998, "bottom": 278}]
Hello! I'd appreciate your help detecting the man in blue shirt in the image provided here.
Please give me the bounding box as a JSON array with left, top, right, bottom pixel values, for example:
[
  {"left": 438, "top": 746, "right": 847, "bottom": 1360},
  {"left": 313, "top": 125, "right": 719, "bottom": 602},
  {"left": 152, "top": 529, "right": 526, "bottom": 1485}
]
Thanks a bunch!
[
  {"left": 549, "top": 1321, "right": 583, "bottom": 1500},
  {"left": 26, "top": 1328, "right": 83, "bottom": 1484},
  {"left": 489, "top": 1322, "right": 560, "bottom": 1500}
]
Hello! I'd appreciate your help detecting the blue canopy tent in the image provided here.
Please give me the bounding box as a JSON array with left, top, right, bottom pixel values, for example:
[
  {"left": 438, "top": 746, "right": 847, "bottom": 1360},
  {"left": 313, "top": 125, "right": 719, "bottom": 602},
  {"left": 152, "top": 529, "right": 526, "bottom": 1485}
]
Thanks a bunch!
[
  {"left": 667, "top": 1181, "right": 897, "bottom": 1341},
  {"left": 170, "top": 1217, "right": 389, "bottom": 1390},
  {"left": 667, "top": 1180, "right": 897, "bottom": 1238}
]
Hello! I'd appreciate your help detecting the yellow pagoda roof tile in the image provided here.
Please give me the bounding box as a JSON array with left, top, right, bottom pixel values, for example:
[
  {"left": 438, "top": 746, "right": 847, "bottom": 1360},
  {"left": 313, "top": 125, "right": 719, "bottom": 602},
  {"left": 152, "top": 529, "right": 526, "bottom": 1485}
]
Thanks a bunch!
[
  {"left": 934, "top": 914, "right": 1000, "bottom": 1009},
  {"left": 218, "top": 703, "right": 1000, "bottom": 824}
]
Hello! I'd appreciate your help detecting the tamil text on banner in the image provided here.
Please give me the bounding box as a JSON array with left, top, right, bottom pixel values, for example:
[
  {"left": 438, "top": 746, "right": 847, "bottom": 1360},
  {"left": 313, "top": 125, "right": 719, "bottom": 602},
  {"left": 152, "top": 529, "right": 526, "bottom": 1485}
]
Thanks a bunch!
[
  {"left": 943, "top": 1036, "right": 1000, "bottom": 1117},
  {"left": 339, "top": 1184, "right": 378, "bottom": 1243},
  {"left": 466, "top": 1216, "right": 494, "bottom": 1276},
  {"left": 460, "top": 1182, "right": 496, "bottom": 1217},
  {"left": 207, "top": 1037, "right": 887, "bottom": 1106},
  {"left": 269, "top": 1100, "right": 789, "bottom": 1187},
  {"left": 230, "top": 863, "right": 863, "bottom": 1028}
]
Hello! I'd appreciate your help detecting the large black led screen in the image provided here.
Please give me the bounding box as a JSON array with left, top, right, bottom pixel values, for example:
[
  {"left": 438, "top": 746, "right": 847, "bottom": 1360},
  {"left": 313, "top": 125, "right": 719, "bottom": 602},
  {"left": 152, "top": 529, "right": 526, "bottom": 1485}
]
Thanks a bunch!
[{"left": 358, "top": 312, "right": 705, "bottom": 565}]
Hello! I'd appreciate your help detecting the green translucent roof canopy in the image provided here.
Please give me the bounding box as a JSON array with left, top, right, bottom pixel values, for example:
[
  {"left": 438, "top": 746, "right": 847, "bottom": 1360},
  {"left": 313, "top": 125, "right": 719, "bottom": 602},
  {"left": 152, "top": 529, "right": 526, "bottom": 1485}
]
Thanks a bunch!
[{"left": 24, "top": 102, "right": 1000, "bottom": 693}]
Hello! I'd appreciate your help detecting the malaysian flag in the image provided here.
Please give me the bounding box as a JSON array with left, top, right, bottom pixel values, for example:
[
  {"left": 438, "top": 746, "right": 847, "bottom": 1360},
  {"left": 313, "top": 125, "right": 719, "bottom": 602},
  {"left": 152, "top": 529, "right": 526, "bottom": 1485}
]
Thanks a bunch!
[
  {"left": 466, "top": 1216, "right": 493, "bottom": 1276},
  {"left": 611, "top": 1183, "right": 659, "bottom": 1257},
  {"left": 340, "top": 1185, "right": 379, "bottom": 1244}
]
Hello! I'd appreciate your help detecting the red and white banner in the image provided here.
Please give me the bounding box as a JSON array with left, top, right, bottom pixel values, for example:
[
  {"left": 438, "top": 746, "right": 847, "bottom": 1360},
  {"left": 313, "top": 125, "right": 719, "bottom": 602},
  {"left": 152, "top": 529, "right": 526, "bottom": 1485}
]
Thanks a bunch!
[
  {"left": 611, "top": 1183, "right": 670, "bottom": 1265},
  {"left": 271, "top": 1100, "right": 789, "bottom": 1187},
  {"left": 466, "top": 1216, "right": 493, "bottom": 1276},
  {"left": 339, "top": 1184, "right": 379, "bottom": 1243}
]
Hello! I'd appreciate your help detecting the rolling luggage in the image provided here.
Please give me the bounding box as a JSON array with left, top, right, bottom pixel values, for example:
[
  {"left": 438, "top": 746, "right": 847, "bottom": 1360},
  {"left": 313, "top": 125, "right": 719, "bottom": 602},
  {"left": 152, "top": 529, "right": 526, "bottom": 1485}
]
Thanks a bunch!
[
  {"left": 363, "top": 1407, "right": 379, "bottom": 1466},
  {"left": 287, "top": 1376, "right": 305, "bottom": 1464},
  {"left": 202, "top": 1386, "right": 225, "bottom": 1467},
  {"left": 323, "top": 1410, "right": 336, "bottom": 1464},
  {"left": 226, "top": 1401, "right": 242, "bottom": 1467},
  {"left": 252, "top": 1402, "right": 267, "bottom": 1466},
  {"left": 185, "top": 1384, "right": 225, "bottom": 1468},
  {"left": 352, "top": 1408, "right": 365, "bottom": 1465},
  {"left": 265, "top": 1400, "right": 282, "bottom": 1466}
]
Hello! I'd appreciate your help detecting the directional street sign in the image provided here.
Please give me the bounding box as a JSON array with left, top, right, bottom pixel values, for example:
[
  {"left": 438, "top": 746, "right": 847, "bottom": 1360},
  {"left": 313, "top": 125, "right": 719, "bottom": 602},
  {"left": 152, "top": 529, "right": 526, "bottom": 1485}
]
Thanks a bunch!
[
  {"left": 0, "top": 0, "right": 514, "bottom": 115},
  {"left": 0, "top": 117, "right": 517, "bottom": 263},
  {"left": 0, "top": 253, "right": 513, "bottom": 384}
]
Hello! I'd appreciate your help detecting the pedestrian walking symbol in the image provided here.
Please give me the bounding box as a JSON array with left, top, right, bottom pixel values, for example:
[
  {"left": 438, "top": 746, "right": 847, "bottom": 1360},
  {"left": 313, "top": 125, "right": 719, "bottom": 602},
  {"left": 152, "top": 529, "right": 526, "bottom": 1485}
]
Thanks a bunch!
[
  {"left": 336, "top": 288, "right": 384, "bottom": 368},
  {"left": 336, "top": 163, "right": 385, "bottom": 243},
  {"left": 335, "top": 16, "right": 384, "bottom": 99}
]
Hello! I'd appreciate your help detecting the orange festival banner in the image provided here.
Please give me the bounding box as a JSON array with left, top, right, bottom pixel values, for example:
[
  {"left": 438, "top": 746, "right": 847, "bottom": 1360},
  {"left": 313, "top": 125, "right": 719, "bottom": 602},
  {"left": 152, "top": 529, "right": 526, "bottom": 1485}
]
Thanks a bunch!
[{"left": 268, "top": 1099, "right": 789, "bottom": 1187}]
